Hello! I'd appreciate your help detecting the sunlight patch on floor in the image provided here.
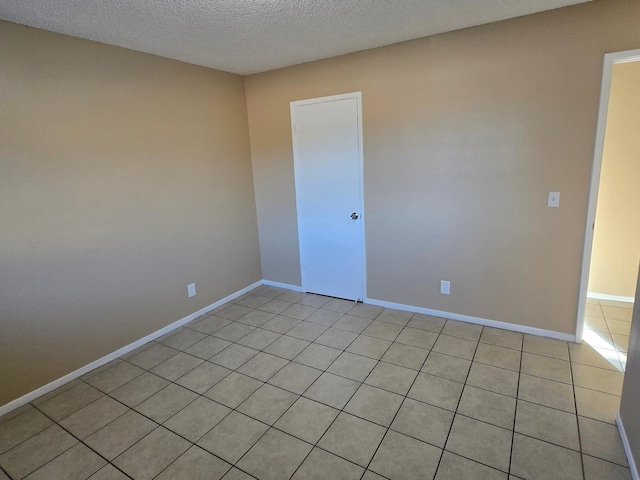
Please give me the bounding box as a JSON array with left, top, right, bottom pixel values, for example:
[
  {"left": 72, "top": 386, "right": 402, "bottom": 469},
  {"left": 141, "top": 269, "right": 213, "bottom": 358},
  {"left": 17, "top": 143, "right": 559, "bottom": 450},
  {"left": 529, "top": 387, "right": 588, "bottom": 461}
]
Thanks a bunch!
[{"left": 582, "top": 329, "right": 625, "bottom": 371}]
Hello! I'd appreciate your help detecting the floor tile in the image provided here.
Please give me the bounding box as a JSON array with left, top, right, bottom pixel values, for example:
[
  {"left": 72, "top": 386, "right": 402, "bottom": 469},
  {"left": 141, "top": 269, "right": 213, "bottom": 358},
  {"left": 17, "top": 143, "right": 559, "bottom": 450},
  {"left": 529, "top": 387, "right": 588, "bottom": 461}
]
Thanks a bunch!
[
  {"left": 579, "top": 416, "right": 628, "bottom": 466},
  {"left": 236, "top": 328, "right": 281, "bottom": 350},
  {"left": 184, "top": 336, "right": 232, "bottom": 360},
  {"left": 584, "top": 316, "right": 609, "bottom": 332},
  {"left": 0, "top": 408, "right": 52, "bottom": 454},
  {"left": 237, "top": 384, "right": 298, "bottom": 425},
  {"left": 237, "top": 352, "right": 289, "bottom": 382},
  {"left": 204, "top": 372, "right": 263, "bottom": 408},
  {"left": 135, "top": 383, "right": 198, "bottom": 423},
  {"left": 155, "top": 445, "right": 231, "bottom": 480},
  {"left": 376, "top": 308, "right": 413, "bottom": 326},
  {"left": 362, "top": 471, "right": 386, "bottom": 480},
  {"left": 197, "top": 411, "right": 268, "bottom": 464},
  {"left": 59, "top": 396, "right": 128, "bottom": 439},
  {"left": 344, "top": 384, "right": 403, "bottom": 426},
  {"left": 333, "top": 314, "right": 372, "bottom": 334},
  {"left": 175, "top": 361, "right": 231, "bottom": 393},
  {"left": 85, "top": 410, "right": 157, "bottom": 460},
  {"left": 264, "top": 335, "right": 310, "bottom": 359},
  {"left": 86, "top": 361, "right": 145, "bottom": 393},
  {"left": 277, "top": 290, "right": 308, "bottom": 303},
  {"left": 164, "top": 396, "right": 231, "bottom": 442},
  {"left": 435, "top": 451, "right": 507, "bottom": 480},
  {"left": 348, "top": 303, "right": 383, "bottom": 320},
  {"left": 318, "top": 412, "right": 386, "bottom": 467},
  {"left": 382, "top": 343, "right": 429, "bottom": 370},
  {"left": 292, "top": 447, "right": 364, "bottom": 480},
  {"left": 408, "top": 373, "right": 463, "bottom": 411},
  {"left": 362, "top": 321, "right": 403, "bottom": 341},
  {"left": 24, "top": 443, "right": 105, "bottom": 480},
  {"left": 445, "top": 415, "right": 512, "bottom": 472},
  {"left": 236, "top": 294, "right": 272, "bottom": 309},
  {"left": 347, "top": 335, "right": 391, "bottom": 359},
  {"left": 268, "top": 362, "right": 323, "bottom": 394},
  {"left": 305, "top": 309, "right": 342, "bottom": 327},
  {"left": 260, "top": 299, "right": 294, "bottom": 315},
  {"left": 88, "top": 464, "right": 130, "bottom": 480},
  {"left": 287, "top": 321, "right": 328, "bottom": 341},
  {"left": 160, "top": 328, "right": 207, "bottom": 351},
  {"left": 294, "top": 343, "right": 342, "bottom": 370},
  {"left": 213, "top": 322, "right": 256, "bottom": 342},
  {"left": 391, "top": 397, "right": 453, "bottom": 448},
  {"left": 237, "top": 310, "right": 277, "bottom": 328},
  {"left": 222, "top": 469, "right": 254, "bottom": 480},
  {"left": 575, "top": 387, "right": 620, "bottom": 424},
  {"left": 299, "top": 294, "right": 332, "bottom": 308},
  {"left": 480, "top": 327, "right": 523, "bottom": 350},
  {"left": 612, "top": 334, "right": 629, "bottom": 353},
  {"left": 237, "top": 429, "right": 313, "bottom": 480},
  {"left": 395, "top": 327, "right": 439, "bottom": 350},
  {"left": 585, "top": 303, "right": 604, "bottom": 317},
  {"left": 457, "top": 385, "right": 515, "bottom": 429},
  {"left": 407, "top": 314, "right": 446, "bottom": 333},
  {"left": 510, "top": 433, "right": 582, "bottom": 480},
  {"left": 365, "top": 361, "right": 418, "bottom": 395},
  {"left": 518, "top": 374, "right": 576, "bottom": 413},
  {"left": 282, "top": 304, "right": 318, "bottom": 320},
  {"left": 314, "top": 328, "right": 358, "bottom": 350},
  {"left": 466, "top": 362, "right": 519, "bottom": 397},
  {"left": 255, "top": 285, "right": 287, "bottom": 298},
  {"left": 607, "top": 319, "right": 631, "bottom": 336},
  {"left": 110, "top": 372, "right": 169, "bottom": 407},
  {"left": 422, "top": 352, "right": 471, "bottom": 383},
  {"left": 151, "top": 352, "right": 203, "bottom": 381},
  {"left": 323, "top": 298, "right": 357, "bottom": 314},
  {"left": 432, "top": 334, "right": 477, "bottom": 360},
  {"left": 0, "top": 425, "right": 77, "bottom": 479},
  {"left": 262, "top": 315, "right": 302, "bottom": 333},
  {"left": 514, "top": 400, "right": 579, "bottom": 450},
  {"left": 523, "top": 334, "right": 569, "bottom": 361},
  {"left": 304, "top": 372, "right": 360, "bottom": 409},
  {"left": 327, "top": 351, "right": 378, "bottom": 382},
  {"left": 474, "top": 343, "right": 521, "bottom": 371},
  {"left": 274, "top": 398, "right": 339, "bottom": 444},
  {"left": 189, "top": 316, "right": 232, "bottom": 335},
  {"left": 602, "top": 306, "right": 633, "bottom": 322},
  {"left": 572, "top": 363, "right": 624, "bottom": 395},
  {"left": 569, "top": 342, "right": 622, "bottom": 371},
  {"left": 128, "top": 343, "right": 179, "bottom": 369},
  {"left": 217, "top": 304, "right": 254, "bottom": 320},
  {"left": 37, "top": 382, "right": 104, "bottom": 421},
  {"left": 369, "top": 430, "right": 441, "bottom": 480},
  {"left": 210, "top": 344, "right": 259, "bottom": 370},
  {"left": 442, "top": 320, "right": 483, "bottom": 341},
  {"left": 113, "top": 427, "right": 190, "bottom": 480},
  {"left": 520, "top": 352, "right": 572, "bottom": 384},
  {"left": 582, "top": 454, "right": 633, "bottom": 480}
]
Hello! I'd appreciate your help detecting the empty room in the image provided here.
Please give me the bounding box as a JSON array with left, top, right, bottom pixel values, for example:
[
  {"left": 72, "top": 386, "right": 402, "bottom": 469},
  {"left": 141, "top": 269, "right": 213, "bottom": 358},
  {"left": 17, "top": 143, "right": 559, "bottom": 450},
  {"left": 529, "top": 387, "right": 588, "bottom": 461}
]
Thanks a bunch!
[{"left": 1, "top": 0, "right": 640, "bottom": 479}]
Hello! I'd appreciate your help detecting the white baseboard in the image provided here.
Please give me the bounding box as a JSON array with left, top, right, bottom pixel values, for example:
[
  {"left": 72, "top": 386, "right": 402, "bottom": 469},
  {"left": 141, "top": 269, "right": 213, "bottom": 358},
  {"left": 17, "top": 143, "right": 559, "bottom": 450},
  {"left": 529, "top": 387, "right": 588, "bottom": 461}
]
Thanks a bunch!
[
  {"left": 617, "top": 413, "right": 639, "bottom": 480},
  {"left": 588, "top": 292, "right": 635, "bottom": 303},
  {"left": 261, "top": 279, "right": 305, "bottom": 292},
  {"left": 364, "top": 296, "right": 576, "bottom": 342},
  {"left": 0, "top": 280, "right": 262, "bottom": 418}
]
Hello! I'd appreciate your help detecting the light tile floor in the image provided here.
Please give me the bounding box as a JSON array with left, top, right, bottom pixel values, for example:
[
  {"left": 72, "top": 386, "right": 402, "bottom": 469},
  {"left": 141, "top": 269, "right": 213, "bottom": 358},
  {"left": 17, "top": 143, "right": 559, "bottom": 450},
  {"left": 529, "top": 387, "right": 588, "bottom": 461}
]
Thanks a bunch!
[{"left": 0, "top": 287, "right": 634, "bottom": 480}]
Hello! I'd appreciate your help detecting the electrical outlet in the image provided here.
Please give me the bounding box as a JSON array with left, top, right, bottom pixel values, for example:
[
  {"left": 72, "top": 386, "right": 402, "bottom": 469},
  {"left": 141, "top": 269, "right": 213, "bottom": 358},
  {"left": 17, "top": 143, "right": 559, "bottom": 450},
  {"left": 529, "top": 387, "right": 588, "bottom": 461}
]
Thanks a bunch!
[
  {"left": 548, "top": 192, "right": 560, "bottom": 208},
  {"left": 440, "top": 280, "right": 451, "bottom": 295},
  {"left": 188, "top": 283, "right": 196, "bottom": 298}
]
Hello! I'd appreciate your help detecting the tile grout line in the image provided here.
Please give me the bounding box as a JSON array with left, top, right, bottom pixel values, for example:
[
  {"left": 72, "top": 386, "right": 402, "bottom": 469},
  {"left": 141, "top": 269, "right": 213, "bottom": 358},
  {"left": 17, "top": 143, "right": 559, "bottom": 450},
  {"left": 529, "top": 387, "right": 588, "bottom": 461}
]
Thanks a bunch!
[{"left": 508, "top": 334, "right": 525, "bottom": 477}]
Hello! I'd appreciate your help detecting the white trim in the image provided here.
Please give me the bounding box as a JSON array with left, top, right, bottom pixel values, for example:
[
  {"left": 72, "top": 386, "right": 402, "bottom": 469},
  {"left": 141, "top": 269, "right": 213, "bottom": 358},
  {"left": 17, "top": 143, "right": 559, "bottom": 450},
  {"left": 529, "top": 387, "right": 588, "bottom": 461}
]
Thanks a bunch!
[
  {"left": 0, "top": 280, "right": 262, "bottom": 417},
  {"left": 261, "top": 279, "right": 305, "bottom": 292},
  {"left": 617, "top": 413, "right": 640, "bottom": 480},
  {"left": 365, "top": 296, "right": 575, "bottom": 342},
  {"left": 587, "top": 292, "right": 635, "bottom": 303},
  {"left": 576, "top": 48, "right": 640, "bottom": 343},
  {"left": 290, "top": 92, "right": 367, "bottom": 302}
]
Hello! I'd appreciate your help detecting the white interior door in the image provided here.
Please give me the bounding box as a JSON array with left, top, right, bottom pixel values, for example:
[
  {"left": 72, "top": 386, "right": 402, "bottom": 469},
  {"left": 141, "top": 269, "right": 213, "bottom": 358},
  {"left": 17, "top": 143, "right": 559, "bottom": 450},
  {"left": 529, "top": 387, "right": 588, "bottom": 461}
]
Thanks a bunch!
[{"left": 291, "top": 92, "right": 365, "bottom": 301}]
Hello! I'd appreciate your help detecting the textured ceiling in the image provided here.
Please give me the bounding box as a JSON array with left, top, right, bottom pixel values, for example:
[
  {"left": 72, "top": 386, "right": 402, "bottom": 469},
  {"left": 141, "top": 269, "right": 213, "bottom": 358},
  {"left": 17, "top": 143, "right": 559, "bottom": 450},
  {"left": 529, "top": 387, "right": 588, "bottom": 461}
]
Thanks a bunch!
[{"left": 0, "top": 0, "right": 590, "bottom": 75}]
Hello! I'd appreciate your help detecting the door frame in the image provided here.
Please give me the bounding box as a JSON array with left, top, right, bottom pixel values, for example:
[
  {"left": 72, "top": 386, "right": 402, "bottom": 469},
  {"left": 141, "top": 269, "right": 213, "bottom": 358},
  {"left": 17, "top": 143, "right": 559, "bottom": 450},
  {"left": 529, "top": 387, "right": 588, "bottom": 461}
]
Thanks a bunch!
[
  {"left": 575, "top": 48, "right": 640, "bottom": 342},
  {"left": 290, "top": 91, "right": 366, "bottom": 301}
]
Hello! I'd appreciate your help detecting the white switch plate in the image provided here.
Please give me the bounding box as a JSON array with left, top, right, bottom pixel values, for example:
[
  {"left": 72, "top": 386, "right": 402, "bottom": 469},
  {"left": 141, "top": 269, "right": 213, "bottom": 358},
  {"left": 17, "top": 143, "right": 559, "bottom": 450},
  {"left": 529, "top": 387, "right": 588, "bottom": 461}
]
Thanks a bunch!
[
  {"left": 548, "top": 192, "right": 560, "bottom": 208},
  {"left": 188, "top": 283, "right": 196, "bottom": 298},
  {"left": 440, "top": 280, "right": 451, "bottom": 295}
]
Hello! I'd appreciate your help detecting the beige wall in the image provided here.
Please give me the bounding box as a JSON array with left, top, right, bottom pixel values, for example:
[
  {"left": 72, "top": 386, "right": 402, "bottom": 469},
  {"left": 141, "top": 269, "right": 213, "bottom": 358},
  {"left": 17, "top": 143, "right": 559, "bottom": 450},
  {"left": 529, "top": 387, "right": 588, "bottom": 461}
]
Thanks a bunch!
[
  {"left": 0, "top": 21, "right": 261, "bottom": 406},
  {"left": 245, "top": 0, "right": 640, "bottom": 336},
  {"left": 588, "top": 61, "right": 640, "bottom": 299},
  {"left": 619, "top": 266, "right": 640, "bottom": 472}
]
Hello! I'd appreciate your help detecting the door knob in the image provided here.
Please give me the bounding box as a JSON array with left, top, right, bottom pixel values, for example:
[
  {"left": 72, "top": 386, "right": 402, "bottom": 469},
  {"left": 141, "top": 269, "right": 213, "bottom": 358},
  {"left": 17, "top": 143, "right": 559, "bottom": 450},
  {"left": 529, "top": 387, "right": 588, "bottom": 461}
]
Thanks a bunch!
[{"left": 351, "top": 212, "right": 359, "bottom": 220}]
